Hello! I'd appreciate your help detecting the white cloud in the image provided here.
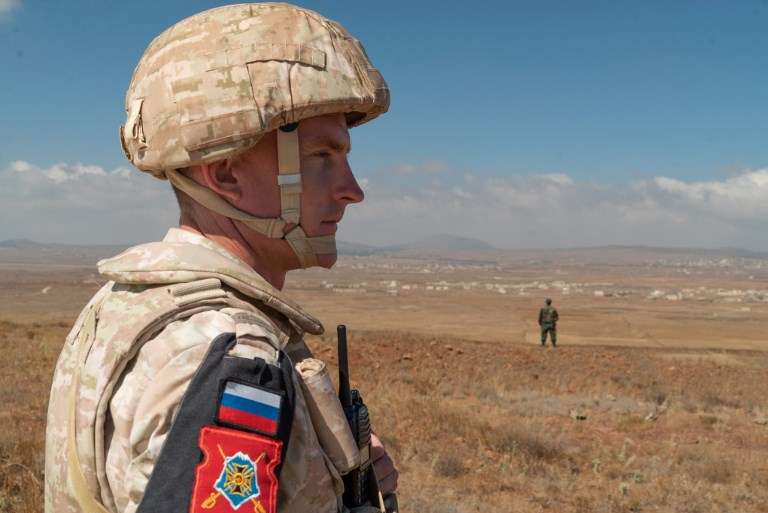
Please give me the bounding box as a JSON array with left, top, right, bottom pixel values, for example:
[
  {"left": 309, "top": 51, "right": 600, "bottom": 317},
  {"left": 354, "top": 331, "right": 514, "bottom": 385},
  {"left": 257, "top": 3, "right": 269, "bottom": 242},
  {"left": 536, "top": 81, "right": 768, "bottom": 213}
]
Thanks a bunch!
[
  {"left": 389, "top": 161, "right": 448, "bottom": 175},
  {"left": 652, "top": 170, "right": 768, "bottom": 219},
  {"left": 2, "top": 159, "right": 766, "bottom": 251},
  {"left": 10, "top": 160, "right": 31, "bottom": 172},
  {"left": 44, "top": 162, "right": 107, "bottom": 184},
  {"left": 0, "top": 160, "right": 177, "bottom": 244},
  {"left": 541, "top": 173, "right": 574, "bottom": 186},
  {"left": 0, "top": 0, "right": 21, "bottom": 20},
  {"left": 339, "top": 167, "right": 768, "bottom": 250}
]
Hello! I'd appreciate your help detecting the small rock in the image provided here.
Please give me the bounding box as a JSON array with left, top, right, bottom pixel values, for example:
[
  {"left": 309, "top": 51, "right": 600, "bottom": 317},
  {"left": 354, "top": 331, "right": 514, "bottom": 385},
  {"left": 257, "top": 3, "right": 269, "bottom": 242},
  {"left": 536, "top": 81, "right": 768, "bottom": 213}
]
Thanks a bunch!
[
  {"left": 644, "top": 399, "right": 669, "bottom": 423},
  {"left": 754, "top": 417, "right": 768, "bottom": 426},
  {"left": 569, "top": 409, "right": 587, "bottom": 421},
  {"left": 606, "top": 394, "right": 616, "bottom": 401},
  {"left": 402, "top": 354, "right": 413, "bottom": 361}
]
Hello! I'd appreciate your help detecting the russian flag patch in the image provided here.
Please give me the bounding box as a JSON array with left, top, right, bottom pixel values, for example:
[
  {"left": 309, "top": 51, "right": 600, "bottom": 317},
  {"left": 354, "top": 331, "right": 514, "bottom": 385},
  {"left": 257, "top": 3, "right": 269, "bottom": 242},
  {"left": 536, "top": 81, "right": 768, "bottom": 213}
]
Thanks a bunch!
[{"left": 217, "top": 381, "right": 282, "bottom": 437}]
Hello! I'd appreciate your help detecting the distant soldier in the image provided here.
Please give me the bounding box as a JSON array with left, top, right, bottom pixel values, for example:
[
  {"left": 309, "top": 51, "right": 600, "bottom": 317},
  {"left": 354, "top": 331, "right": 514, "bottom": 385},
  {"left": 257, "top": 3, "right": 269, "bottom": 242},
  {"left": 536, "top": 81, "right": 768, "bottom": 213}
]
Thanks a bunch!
[{"left": 538, "top": 298, "right": 559, "bottom": 347}]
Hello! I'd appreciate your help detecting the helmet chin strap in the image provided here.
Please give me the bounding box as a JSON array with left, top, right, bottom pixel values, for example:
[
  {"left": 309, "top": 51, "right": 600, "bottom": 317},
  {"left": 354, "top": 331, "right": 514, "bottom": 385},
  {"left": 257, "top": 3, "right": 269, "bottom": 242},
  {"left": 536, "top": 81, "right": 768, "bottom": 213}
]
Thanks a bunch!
[
  {"left": 275, "top": 124, "right": 337, "bottom": 267},
  {"left": 165, "top": 123, "right": 336, "bottom": 269}
]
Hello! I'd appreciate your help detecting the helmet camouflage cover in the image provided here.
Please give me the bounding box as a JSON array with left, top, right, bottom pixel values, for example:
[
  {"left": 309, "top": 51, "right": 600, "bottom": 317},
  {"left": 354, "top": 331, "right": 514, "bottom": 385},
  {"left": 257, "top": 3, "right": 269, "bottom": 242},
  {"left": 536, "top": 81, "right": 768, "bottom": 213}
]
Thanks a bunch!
[{"left": 120, "top": 3, "right": 389, "bottom": 267}]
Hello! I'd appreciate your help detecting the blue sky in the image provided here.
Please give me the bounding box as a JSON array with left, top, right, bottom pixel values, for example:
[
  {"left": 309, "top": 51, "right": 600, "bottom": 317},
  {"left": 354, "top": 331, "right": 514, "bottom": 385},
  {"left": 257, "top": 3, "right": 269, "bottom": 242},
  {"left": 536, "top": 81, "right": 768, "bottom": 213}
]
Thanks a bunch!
[{"left": 1, "top": 0, "right": 767, "bottom": 248}]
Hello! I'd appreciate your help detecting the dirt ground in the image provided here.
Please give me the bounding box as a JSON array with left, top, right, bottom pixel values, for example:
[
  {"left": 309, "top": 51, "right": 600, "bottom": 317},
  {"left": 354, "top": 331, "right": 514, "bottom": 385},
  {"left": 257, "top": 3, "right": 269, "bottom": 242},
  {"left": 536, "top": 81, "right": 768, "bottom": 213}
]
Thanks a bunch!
[{"left": 1, "top": 251, "right": 767, "bottom": 512}]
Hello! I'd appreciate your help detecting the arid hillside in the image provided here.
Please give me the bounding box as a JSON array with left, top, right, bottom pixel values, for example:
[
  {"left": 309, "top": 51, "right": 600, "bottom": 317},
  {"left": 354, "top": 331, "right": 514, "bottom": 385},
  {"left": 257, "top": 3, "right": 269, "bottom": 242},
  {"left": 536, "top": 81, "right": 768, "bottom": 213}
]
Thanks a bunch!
[{"left": 1, "top": 247, "right": 767, "bottom": 512}]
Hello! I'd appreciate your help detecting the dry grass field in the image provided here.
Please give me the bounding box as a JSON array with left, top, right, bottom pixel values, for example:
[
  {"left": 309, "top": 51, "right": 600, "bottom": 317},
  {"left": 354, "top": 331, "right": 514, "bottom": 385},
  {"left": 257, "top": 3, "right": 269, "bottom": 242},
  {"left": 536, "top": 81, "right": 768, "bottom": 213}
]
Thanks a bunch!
[{"left": 1, "top": 246, "right": 767, "bottom": 512}]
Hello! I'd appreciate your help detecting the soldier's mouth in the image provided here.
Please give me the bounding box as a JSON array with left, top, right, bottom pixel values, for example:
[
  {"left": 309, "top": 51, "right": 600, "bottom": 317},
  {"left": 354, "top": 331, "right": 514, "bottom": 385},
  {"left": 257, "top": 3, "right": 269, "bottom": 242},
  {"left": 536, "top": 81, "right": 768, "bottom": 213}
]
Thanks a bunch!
[{"left": 319, "top": 222, "right": 339, "bottom": 235}]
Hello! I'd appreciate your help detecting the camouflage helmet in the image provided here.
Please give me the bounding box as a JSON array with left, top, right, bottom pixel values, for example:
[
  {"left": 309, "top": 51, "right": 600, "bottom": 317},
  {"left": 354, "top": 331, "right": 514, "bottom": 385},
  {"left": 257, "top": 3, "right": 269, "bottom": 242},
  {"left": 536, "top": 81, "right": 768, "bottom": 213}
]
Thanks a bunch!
[{"left": 120, "top": 3, "right": 389, "bottom": 267}]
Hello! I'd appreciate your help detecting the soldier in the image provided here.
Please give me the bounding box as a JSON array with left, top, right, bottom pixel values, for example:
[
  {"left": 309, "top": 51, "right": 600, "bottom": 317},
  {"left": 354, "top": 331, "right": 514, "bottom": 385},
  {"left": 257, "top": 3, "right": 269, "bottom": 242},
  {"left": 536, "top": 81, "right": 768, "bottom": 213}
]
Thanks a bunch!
[
  {"left": 45, "top": 4, "right": 396, "bottom": 513},
  {"left": 538, "top": 298, "right": 559, "bottom": 347}
]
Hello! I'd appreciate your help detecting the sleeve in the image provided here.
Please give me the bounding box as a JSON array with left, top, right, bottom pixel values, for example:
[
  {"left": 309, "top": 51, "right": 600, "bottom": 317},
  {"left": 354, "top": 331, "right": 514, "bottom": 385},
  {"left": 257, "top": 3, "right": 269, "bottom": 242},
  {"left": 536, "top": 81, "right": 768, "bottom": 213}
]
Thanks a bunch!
[
  {"left": 553, "top": 309, "right": 559, "bottom": 322},
  {"left": 105, "top": 309, "right": 260, "bottom": 513},
  {"left": 538, "top": 308, "right": 543, "bottom": 325},
  {"left": 105, "top": 311, "right": 284, "bottom": 513},
  {"left": 105, "top": 309, "right": 340, "bottom": 513}
]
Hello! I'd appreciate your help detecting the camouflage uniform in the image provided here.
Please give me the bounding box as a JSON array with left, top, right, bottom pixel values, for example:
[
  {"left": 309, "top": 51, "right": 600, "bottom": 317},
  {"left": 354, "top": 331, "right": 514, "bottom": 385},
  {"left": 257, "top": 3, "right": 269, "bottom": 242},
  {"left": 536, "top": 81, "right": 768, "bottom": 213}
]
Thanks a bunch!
[
  {"left": 538, "top": 303, "right": 559, "bottom": 347},
  {"left": 45, "top": 4, "right": 391, "bottom": 512},
  {"left": 45, "top": 229, "right": 345, "bottom": 513}
]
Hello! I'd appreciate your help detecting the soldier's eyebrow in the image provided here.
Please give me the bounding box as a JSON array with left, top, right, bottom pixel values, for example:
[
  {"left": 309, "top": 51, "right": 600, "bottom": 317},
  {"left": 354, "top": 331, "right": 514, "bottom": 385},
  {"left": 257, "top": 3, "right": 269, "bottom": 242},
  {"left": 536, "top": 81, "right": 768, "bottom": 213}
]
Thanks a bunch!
[{"left": 302, "top": 135, "right": 351, "bottom": 154}]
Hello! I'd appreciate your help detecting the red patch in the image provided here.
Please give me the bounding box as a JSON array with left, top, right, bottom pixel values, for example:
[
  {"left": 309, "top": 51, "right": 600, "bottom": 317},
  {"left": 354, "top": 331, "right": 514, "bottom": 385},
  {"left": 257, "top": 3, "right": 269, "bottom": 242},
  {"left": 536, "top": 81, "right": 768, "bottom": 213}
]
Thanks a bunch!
[
  {"left": 189, "top": 426, "right": 282, "bottom": 513},
  {"left": 217, "top": 405, "right": 278, "bottom": 436}
]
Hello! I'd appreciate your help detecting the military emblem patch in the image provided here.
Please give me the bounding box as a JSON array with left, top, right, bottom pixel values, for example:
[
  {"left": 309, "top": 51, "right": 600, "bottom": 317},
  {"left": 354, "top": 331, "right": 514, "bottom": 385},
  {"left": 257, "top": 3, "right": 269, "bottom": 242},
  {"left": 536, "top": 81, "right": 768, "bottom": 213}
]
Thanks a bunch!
[{"left": 190, "top": 426, "right": 282, "bottom": 513}]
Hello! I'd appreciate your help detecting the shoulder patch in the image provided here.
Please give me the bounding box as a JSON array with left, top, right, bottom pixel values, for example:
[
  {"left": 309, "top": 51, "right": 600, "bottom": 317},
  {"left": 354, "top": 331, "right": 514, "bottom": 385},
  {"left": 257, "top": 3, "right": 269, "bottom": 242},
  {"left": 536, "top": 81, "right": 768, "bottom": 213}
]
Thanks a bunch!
[
  {"left": 190, "top": 426, "right": 282, "bottom": 513},
  {"left": 134, "top": 333, "right": 296, "bottom": 513},
  {"left": 217, "top": 380, "right": 283, "bottom": 437}
]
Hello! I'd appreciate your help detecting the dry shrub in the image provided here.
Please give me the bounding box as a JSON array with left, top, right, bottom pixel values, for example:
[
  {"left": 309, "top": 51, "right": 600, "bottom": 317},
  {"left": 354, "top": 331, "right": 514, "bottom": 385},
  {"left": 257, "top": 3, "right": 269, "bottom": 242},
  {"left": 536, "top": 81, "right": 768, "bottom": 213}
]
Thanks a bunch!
[
  {"left": 0, "top": 462, "right": 43, "bottom": 513},
  {"left": 429, "top": 406, "right": 479, "bottom": 441},
  {"left": 407, "top": 497, "right": 464, "bottom": 513},
  {"left": 610, "top": 374, "right": 631, "bottom": 388},
  {"left": 616, "top": 414, "right": 645, "bottom": 432},
  {"left": 611, "top": 369, "right": 669, "bottom": 406},
  {"left": 573, "top": 496, "right": 592, "bottom": 513},
  {"left": 700, "top": 391, "right": 741, "bottom": 410},
  {"left": 645, "top": 384, "right": 668, "bottom": 405},
  {"left": 433, "top": 453, "right": 467, "bottom": 478},
  {"left": 0, "top": 320, "right": 18, "bottom": 332},
  {"left": 676, "top": 448, "right": 734, "bottom": 485},
  {"left": 483, "top": 424, "right": 563, "bottom": 464},
  {"left": 691, "top": 458, "right": 734, "bottom": 485},
  {"left": 0, "top": 320, "right": 62, "bottom": 513},
  {"left": 698, "top": 414, "right": 719, "bottom": 427}
]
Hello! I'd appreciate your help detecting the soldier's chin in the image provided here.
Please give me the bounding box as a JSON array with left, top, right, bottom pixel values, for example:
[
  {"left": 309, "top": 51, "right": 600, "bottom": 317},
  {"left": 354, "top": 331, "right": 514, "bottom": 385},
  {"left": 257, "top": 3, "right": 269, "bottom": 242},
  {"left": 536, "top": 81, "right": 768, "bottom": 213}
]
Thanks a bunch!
[{"left": 317, "top": 252, "right": 338, "bottom": 269}]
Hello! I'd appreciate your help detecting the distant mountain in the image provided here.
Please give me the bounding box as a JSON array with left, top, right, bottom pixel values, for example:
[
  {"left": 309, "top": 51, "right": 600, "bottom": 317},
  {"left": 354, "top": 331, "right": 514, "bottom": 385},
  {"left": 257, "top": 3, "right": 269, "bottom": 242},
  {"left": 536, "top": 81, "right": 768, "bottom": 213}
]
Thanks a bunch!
[
  {"left": 0, "top": 238, "right": 41, "bottom": 249},
  {"left": 383, "top": 234, "right": 496, "bottom": 254},
  {"left": 2, "top": 238, "right": 765, "bottom": 266},
  {"left": 0, "top": 239, "right": 127, "bottom": 265},
  {"left": 707, "top": 247, "right": 768, "bottom": 259},
  {"left": 335, "top": 240, "right": 381, "bottom": 256},
  {"left": 537, "top": 245, "right": 768, "bottom": 260},
  {"left": 490, "top": 245, "right": 768, "bottom": 266}
]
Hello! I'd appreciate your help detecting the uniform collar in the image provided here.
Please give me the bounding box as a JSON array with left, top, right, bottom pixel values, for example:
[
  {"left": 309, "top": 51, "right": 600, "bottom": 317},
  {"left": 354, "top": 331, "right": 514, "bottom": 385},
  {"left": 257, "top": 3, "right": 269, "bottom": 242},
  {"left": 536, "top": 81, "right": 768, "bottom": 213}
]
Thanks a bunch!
[
  {"left": 162, "top": 228, "right": 243, "bottom": 261},
  {"left": 97, "top": 228, "right": 323, "bottom": 335}
]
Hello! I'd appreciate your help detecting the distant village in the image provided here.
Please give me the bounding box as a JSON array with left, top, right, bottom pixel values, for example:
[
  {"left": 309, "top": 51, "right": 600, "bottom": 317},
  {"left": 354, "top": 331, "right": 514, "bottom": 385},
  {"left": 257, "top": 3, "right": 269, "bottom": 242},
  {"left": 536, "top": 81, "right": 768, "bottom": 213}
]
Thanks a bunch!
[{"left": 290, "top": 254, "right": 768, "bottom": 305}]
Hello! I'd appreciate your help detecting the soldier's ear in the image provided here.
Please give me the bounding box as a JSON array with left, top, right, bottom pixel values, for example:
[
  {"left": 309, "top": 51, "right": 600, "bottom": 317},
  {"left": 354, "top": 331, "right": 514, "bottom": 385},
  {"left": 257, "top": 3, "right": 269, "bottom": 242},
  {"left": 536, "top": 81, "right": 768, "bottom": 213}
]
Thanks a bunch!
[{"left": 199, "top": 160, "right": 242, "bottom": 203}]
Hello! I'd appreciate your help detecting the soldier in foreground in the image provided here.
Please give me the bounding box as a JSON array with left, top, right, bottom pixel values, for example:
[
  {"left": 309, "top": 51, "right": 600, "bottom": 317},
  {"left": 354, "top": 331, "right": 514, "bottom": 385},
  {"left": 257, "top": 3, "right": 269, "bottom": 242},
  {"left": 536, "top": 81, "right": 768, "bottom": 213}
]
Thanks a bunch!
[
  {"left": 45, "top": 4, "right": 397, "bottom": 513},
  {"left": 538, "top": 298, "right": 559, "bottom": 347}
]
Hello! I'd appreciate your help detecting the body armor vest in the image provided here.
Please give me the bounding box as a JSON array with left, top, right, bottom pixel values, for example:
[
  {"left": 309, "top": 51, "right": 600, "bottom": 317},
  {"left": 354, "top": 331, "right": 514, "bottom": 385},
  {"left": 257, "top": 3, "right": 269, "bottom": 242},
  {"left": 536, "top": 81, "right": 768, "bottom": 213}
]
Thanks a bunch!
[{"left": 44, "top": 236, "right": 341, "bottom": 513}]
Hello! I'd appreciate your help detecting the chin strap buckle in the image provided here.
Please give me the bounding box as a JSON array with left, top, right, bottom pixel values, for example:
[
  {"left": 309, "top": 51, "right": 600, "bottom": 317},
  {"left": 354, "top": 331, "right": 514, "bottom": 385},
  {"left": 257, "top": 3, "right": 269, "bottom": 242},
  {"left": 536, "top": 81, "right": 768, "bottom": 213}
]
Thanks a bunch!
[{"left": 277, "top": 127, "right": 302, "bottom": 225}]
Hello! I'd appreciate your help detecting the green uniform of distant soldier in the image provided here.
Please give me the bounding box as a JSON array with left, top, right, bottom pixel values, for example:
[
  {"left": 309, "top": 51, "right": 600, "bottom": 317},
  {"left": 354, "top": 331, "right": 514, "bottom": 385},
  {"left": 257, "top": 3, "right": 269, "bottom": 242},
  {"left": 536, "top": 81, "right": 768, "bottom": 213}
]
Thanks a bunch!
[{"left": 538, "top": 298, "right": 559, "bottom": 347}]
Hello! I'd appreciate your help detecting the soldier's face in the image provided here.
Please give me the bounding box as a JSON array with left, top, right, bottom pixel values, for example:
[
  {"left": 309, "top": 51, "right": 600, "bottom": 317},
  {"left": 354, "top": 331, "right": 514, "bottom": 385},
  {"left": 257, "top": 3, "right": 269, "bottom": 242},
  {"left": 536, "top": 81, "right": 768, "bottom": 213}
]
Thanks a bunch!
[
  {"left": 226, "top": 113, "right": 364, "bottom": 268},
  {"left": 296, "top": 113, "right": 363, "bottom": 249}
]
